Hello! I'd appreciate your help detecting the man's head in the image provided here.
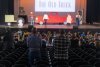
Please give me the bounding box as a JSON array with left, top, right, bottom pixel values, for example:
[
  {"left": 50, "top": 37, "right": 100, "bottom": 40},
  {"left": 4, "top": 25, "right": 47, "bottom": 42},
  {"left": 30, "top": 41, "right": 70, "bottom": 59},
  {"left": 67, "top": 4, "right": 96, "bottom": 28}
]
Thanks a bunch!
[
  {"left": 58, "top": 30, "right": 65, "bottom": 36},
  {"left": 31, "top": 27, "right": 37, "bottom": 34}
]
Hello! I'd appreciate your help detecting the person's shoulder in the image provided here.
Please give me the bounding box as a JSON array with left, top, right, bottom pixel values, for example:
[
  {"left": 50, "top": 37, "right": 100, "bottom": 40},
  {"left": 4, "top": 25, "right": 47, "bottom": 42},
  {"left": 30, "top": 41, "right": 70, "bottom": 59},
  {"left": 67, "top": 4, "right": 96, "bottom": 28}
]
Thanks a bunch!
[
  {"left": 54, "top": 36, "right": 62, "bottom": 41},
  {"left": 58, "top": 35, "right": 66, "bottom": 38},
  {"left": 27, "top": 34, "right": 32, "bottom": 38},
  {"left": 54, "top": 36, "right": 59, "bottom": 39}
]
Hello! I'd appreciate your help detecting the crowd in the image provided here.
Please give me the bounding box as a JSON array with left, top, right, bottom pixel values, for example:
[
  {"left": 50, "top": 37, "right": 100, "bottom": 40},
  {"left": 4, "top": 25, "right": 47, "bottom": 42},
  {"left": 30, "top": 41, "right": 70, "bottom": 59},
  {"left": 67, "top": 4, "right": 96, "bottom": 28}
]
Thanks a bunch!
[
  {"left": 0, "top": 28, "right": 100, "bottom": 50},
  {"left": 0, "top": 27, "right": 99, "bottom": 67}
]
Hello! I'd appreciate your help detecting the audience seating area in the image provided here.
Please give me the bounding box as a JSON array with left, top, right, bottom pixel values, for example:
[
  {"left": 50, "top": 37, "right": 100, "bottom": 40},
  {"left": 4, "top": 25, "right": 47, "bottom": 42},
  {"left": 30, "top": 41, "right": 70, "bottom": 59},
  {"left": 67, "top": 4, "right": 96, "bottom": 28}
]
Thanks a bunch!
[
  {"left": 0, "top": 45, "right": 27, "bottom": 67},
  {"left": 0, "top": 43, "right": 98, "bottom": 67},
  {"left": 48, "top": 46, "right": 97, "bottom": 67},
  {"left": 0, "top": 29, "right": 99, "bottom": 67}
]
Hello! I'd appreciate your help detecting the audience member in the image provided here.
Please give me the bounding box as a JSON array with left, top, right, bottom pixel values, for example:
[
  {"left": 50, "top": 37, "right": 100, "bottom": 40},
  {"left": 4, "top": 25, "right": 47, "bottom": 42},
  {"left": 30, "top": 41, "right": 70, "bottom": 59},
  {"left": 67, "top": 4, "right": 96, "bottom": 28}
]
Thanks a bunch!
[
  {"left": 27, "top": 27, "right": 42, "bottom": 67},
  {"left": 3, "top": 28, "right": 14, "bottom": 51},
  {"left": 53, "top": 30, "right": 70, "bottom": 59}
]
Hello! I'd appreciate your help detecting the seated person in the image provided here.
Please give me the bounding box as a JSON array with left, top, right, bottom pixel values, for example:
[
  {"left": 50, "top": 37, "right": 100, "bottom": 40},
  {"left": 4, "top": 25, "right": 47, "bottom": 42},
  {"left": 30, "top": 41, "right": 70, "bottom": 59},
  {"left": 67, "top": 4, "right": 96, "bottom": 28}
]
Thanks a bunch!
[{"left": 66, "top": 14, "right": 72, "bottom": 24}]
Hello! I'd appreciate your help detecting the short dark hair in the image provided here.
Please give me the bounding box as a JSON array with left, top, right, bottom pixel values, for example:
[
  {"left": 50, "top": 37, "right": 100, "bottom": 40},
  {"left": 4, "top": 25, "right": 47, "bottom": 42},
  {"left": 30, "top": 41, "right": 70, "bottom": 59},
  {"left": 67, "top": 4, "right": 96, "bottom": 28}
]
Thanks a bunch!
[
  {"left": 31, "top": 27, "right": 37, "bottom": 34},
  {"left": 59, "top": 30, "right": 65, "bottom": 35}
]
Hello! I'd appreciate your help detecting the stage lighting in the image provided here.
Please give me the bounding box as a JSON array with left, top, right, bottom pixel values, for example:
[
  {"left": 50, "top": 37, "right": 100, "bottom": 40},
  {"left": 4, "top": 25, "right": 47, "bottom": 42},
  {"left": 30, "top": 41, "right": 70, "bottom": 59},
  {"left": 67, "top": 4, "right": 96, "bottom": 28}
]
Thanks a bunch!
[
  {"left": 39, "top": 21, "right": 43, "bottom": 25},
  {"left": 30, "top": 12, "right": 33, "bottom": 14},
  {"left": 35, "top": 17, "right": 38, "bottom": 21},
  {"left": 7, "top": 23, "right": 11, "bottom": 26},
  {"left": 35, "top": 17, "right": 38, "bottom": 23}
]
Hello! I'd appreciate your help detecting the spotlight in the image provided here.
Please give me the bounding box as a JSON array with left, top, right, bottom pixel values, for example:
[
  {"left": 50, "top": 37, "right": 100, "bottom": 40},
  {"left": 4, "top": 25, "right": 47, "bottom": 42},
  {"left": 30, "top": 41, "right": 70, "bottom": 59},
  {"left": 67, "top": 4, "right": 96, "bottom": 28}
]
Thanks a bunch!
[
  {"left": 7, "top": 23, "right": 11, "bottom": 26},
  {"left": 30, "top": 12, "right": 33, "bottom": 14},
  {"left": 35, "top": 17, "right": 38, "bottom": 23},
  {"left": 35, "top": 17, "right": 38, "bottom": 21}
]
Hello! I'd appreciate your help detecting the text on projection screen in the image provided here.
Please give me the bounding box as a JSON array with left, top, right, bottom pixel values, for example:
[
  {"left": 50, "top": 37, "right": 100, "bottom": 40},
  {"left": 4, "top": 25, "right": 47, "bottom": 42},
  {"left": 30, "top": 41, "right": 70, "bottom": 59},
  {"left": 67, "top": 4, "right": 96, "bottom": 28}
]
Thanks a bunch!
[{"left": 35, "top": 0, "right": 75, "bottom": 12}]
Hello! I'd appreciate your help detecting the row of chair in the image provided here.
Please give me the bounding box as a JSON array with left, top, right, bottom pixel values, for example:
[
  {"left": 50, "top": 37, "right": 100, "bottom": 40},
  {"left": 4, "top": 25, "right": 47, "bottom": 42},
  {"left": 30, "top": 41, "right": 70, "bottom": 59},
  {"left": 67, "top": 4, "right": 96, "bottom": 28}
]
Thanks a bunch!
[
  {"left": 0, "top": 46, "right": 26, "bottom": 67},
  {"left": 47, "top": 46, "right": 98, "bottom": 67}
]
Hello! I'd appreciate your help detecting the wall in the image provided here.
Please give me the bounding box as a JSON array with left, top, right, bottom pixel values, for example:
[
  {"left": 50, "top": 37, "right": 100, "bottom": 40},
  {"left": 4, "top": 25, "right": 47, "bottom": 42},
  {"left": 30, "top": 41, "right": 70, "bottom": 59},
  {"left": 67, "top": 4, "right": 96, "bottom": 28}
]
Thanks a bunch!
[
  {"left": 14, "top": 0, "right": 86, "bottom": 23},
  {"left": 0, "top": 0, "right": 14, "bottom": 22},
  {"left": 86, "top": 0, "right": 100, "bottom": 22}
]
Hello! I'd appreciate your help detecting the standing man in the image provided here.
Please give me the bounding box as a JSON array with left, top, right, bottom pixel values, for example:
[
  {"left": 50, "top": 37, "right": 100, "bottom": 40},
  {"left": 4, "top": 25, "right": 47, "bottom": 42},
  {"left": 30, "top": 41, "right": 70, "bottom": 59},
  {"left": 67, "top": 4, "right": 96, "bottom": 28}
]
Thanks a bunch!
[
  {"left": 53, "top": 30, "right": 70, "bottom": 60},
  {"left": 76, "top": 13, "right": 80, "bottom": 26},
  {"left": 30, "top": 12, "right": 34, "bottom": 26},
  {"left": 76, "top": 10, "right": 83, "bottom": 26},
  {"left": 27, "top": 27, "right": 41, "bottom": 66}
]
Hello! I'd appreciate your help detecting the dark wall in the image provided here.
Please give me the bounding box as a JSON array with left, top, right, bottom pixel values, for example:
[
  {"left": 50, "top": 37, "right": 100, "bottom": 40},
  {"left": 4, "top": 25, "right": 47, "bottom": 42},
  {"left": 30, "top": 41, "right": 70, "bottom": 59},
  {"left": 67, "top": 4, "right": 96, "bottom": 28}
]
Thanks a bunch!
[
  {"left": 0, "top": 0, "right": 14, "bottom": 22},
  {"left": 86, "top": 0, "right": 100, "bottom": 23},
  {"left": 98, "top": 0, "right": 100, "bottom": 22}
]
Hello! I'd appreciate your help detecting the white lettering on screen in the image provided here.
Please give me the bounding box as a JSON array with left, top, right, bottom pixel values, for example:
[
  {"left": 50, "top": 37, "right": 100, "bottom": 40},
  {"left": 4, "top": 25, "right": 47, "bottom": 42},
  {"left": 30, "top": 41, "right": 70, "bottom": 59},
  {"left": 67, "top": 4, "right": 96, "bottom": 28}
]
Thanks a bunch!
[{"left": 35, "top": 0, "right": 75, "bottom": 12}]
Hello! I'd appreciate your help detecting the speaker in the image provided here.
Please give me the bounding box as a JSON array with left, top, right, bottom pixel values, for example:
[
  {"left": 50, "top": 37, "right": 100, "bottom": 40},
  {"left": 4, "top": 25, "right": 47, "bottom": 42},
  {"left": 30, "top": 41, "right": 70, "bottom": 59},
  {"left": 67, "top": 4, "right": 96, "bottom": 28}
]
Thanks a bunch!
[{"left": 73, "top": 26, "right": 78, "bottom": 29}]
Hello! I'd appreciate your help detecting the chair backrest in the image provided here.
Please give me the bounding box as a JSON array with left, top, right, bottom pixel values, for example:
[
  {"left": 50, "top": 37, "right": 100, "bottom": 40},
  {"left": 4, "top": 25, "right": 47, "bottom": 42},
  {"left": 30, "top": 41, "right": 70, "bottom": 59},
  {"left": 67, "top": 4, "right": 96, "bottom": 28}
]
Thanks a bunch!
[
  {"left": 72, "top": 61, "right": 89, "bottom": 67},
  {"left": 52, "top": 60, "right": 68, "bottom": 67},
  {"left": 95, "top": 62, "right": 100, "bottom": 67},
  {"left": 69, "top": 58, "right": 82, "bottom": 65},
  {"left": 3, "top": 57, "right": 16, "bottom": 64},
  {"left": 34, "top": 60, "right": 49, "bottom": 67},
  {"left": 79, "top": 65, "right": 93, "bottom": 67},
  {"left": 0, "top": 64, "right": 5, "bottom": 67},
  {"left": 0, "top": 60, "right": 12, "bottom": 67},
  {"left": 12, "top": 64, "right": 27, "bottom": 67}
]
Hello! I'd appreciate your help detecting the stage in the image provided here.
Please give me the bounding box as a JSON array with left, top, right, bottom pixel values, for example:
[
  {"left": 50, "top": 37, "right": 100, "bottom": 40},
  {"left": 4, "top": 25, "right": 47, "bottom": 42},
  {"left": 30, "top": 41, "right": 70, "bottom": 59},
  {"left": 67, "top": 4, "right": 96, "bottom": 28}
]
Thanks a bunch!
[
  {"left": 0, "top": 23, "right": 100, "bottom": 32},
  {"left": 0, "top": 23, "right": 99, "bottom": 29},
  {"left": 34, "top": 24, "right": 100, "bottom": 29}
]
